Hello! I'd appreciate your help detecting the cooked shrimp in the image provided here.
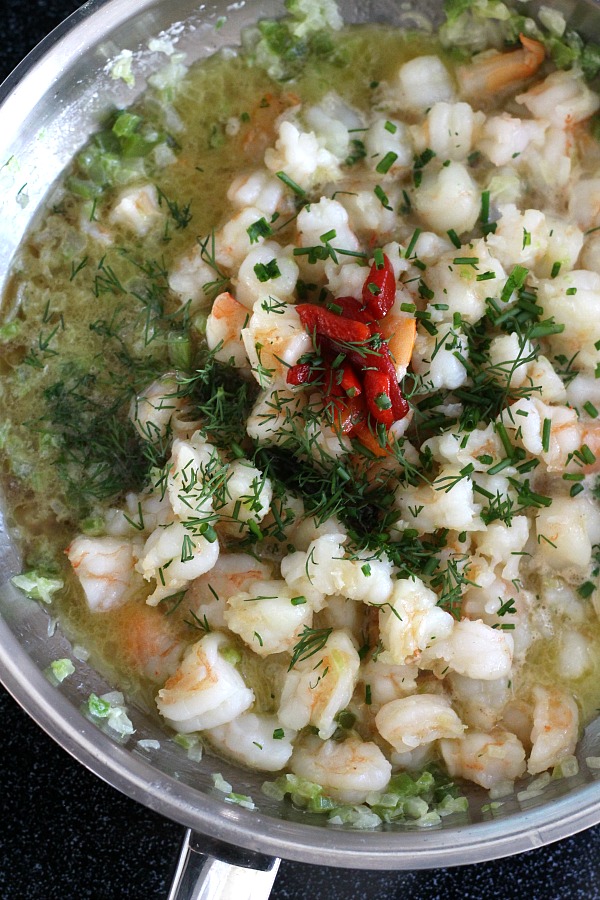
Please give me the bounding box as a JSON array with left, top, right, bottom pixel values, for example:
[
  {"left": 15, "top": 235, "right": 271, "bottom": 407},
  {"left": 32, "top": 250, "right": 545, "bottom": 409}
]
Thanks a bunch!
[
  {"left": 440, "top": 729, "right": 526, "bottom": 790},
  {"left": 205, "top": 712, "right": 296, "bottom": 771},
  {"left": 155, "top": 631, "right": 254, "bottom": 732},
  {"left": 205, "top": 291, "right": 250, "bottom": 369},
  {"left": 168, "top": 244, "right": 216, "bottom": 310},
  {"left": 224, "top": 579, "right": 314, "bottom": 657},
  {"left": 235, "top": 241, "right": 299, "bottom": 309},
  {"left": 130, "top": 374, "right": 196, "bottom": 445},
  {"left": 375, "top": 694, "right": 465, "bottom": 754},
  {"left": 527, "top": 685, "right": 579, "bottom": 775},
  {"left": 278, "top": 629, "right": 360, "bottom": 739},
  {"left": 109, "top": 183, "right": 161, "bottom": 236},
  {"left": 136, "top": 520, "right": 220, "bottom": 606},
  {"left": 457, "top": 35, "right": 545, "bottom": 99},
  {"left": 290, "top": 733, "right": 392, "bottom": 803},
  {"left": 535, "top": 496, "right": 600, "bottom": 572},
  {"left": 246, "top": 379, "right": 308, "bottom": 448},
  {"left": 67, "top": 535, "right": 140, "bottom": 612},
  {"left": 112, "top": 601, "right": 186, "bottom": 682},
  {"left": 226, "top": 170, "right": 285, "bottom": 216},
  {"left": 516, "top": 68, "right": 600, "bottom": 129},
  {"left": 167, "top": 432, "right": 219, "bottom": 519},
  {"left": 448, "top": 673, "right": 511, "bottom": 732},
  {"left": 377, "top": 576, "right": 455, "bottom": 667},
  {"left": 358, "top": 658, "right": 418, "bottom": 708},
  {"left": 281, "top": 533, "right": 394, "bottom": 608},
  {"left": 422, "top": 618, "right": 514, "bottom": 681},
  {"left": 185, "top": 553, "right": 273, "bottom": 631},
  {"left": 215, "top": 460, "right": 273, "bottom": 536},
  {"left": 242, "top": 297, "right": 312, "bottom": 388},
  {"left": 264, "top": 120, "right": 340, "bottom": 193}
]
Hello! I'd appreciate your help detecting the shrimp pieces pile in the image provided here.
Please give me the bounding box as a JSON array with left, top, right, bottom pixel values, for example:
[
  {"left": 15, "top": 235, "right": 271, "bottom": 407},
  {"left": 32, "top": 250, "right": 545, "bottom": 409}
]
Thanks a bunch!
[{"left": 65, "top": 21, "right": 600, "bottom": 803}]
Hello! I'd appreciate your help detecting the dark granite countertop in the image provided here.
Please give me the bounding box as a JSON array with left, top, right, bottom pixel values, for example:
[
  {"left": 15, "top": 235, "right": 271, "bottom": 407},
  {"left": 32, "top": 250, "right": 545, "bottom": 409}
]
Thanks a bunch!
[{"left": 2, "top": 3, "right": 600, "bottom": 898}]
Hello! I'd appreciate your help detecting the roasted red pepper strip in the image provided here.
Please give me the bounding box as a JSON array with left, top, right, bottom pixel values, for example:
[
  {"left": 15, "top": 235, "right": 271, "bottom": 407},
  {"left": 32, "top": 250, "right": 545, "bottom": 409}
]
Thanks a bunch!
[
  {"left": 324, "top": 357, "right": 363, "bottom": 398},
  {"left": 336, "top": 362, "right": 362, "bottom": 398},
  {"left": 322, "top": 335, "right": 409, "bottom": 420},
  {"left": 331, "top": 296, "right": 375, "bottom": 328},
  {"left": 364, "top": 370, "right": 394, "bottom": 427},
  {"left": 296, "top": 303, "right": 371, "bottom": 344},
  {"left": 286, "top": 363, "right": 313, "bottom": 386},
  {"left": 328, "top": 394, "right": 366, "bottom": 434},
  {"left": 362, "top": 253, "right": 396, "bottom": 320},
  {"left": 372, "top": 340, "right": 410, "bottom": 420}
]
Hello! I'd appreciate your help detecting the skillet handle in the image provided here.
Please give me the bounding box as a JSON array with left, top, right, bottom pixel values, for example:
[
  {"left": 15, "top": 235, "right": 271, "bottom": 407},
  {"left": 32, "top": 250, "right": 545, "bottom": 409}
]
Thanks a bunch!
[{"left": 167, "top": 828, "right": 281, "bottom": 900}]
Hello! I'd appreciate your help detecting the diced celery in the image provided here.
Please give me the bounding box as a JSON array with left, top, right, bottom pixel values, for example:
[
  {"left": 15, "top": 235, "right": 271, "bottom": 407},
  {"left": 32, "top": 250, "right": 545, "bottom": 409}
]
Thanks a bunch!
[
  {"left": 80, "top": 516, "right": 106, "bottom": 536},
  {"left": 212, "top": 772, "right": 233, "bottom": 793},
  {"left": 219, "top": 646, "right": 242, "bottom": 665},
  {"left": 66, "top": 177, "right": 104, "bottom": 199},
  {"left": 47, "top": 658, "right": 75, "bottom": 683},
  {"left": 0, "top": 321, "right": 21, "bottom": 341},
  {"left": 11, "top": 571, "right": 64, "bottom": 604},
  {"left": 168, "top": 332, "right": 192, "bottom": 371},
  {"left": 112, "top": 111, "right": 143, "bottom": 138},
  {"left": 88, "top": 693, "right": 112, "bottom": 717}
]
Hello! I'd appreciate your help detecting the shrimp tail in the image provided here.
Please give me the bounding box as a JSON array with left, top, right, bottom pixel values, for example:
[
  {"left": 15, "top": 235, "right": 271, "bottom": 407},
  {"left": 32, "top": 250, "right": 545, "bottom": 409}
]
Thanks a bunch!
[{"left": 457, "top": 34, "right": 546, "bottom": 98}]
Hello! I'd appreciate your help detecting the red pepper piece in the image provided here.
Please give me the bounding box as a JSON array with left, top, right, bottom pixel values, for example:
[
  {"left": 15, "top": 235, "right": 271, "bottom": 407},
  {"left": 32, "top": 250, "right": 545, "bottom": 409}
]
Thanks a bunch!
[
  {"left": 364, "top": 370, "right": 394, "bottom": 427},
  {"left": 325, "top": 360, "right": 363, "bottom": 399},
  {"left": 372, "top": 340, "right": 410, "bottom": 420},
  {"left": 286, "top": 363, "right": 313, "bottom": 386},
  {"left": 321, "top": 334, "right": 408, "bottom": 421},
  {"left": 328, "top": 394, "right": 366, "bottom": 435},
  {"left": 362, "top": 253, "right": 396, "bottom": 320},
  {"left": 296, "top": 303, "right": 371, "bottom": 344},
  {"left": 332, "top": 296, "right": 375, "bottom": 328}
]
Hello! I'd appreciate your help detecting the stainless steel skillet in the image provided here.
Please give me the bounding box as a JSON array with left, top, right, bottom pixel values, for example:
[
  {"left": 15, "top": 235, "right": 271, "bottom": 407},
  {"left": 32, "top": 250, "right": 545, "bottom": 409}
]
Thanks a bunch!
[{"left": 2, "top": 1, "right": 600, "bottom": 897}]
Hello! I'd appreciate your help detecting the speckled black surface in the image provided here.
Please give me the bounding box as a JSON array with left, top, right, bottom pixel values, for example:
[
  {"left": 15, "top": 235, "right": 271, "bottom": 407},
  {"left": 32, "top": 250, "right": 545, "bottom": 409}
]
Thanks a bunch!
[{"left": 3, "top": 3, "right": 600, "bottom": 898}]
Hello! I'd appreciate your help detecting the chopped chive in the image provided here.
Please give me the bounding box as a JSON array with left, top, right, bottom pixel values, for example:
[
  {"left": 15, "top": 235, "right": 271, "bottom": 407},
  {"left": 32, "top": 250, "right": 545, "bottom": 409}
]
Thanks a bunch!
[
  {"left": 580, "top": 444, "right": 596, "bottom": 465},
  {"left": 384, "top": 120, "right": 397, "bottom": 133},
  {"left": 320, "top": 229, "right": 337, "bottom": 243},
  {"left": 376, "top": 151, "right": 399, "bottom": 174},
  {"left": 570, "top": 483, "right": 585, "bottom": 497},
  {"left": 486, "top": 457, "right": 514, "bottom": 475},
  {"left": 276, "top": 171, "right": 305, "bottom": 196},
  {"left": 447, "top": 229, "right": 461, "bottom": 249},
  {"left": 501, "top": 265, "right": 529, "bottom": 303},
  {"left": 476, "top": 271, "right": 495, "bottom": 281},
  {"left": 291, "top": 596, "right": 307, "bottom": 606},
  {"left": 272, "top": 728, "right": 285, "bottom": 739},
  {"left": 551, "top": 261, "right": 562, "bottom": 278},
  {"left": 405, "top": 228, "right": 421, "bottom": 259},
  {"left": 542, "top": 418, "right": 552, "bottom": 453},
  {"left": 374, "top": 184, "right": 392, "bottom": 209},
  {"left": 584, "top": 401, "right": 599, "bottom": 418},
  {"left": 578, "top": 581, "right": 595, "bottom": 598},
  {"left": 566, "top": 287, "right": 578, "bottom": 295},
  {"left": 480, "top": 190, "right": 490, "bottom": 223},
  {"left": 495, "top": 422, "right": 514, "bottom": 458},
  {"left": 247, "top": 217, "right": 272, "bottom": 243},
  {"left": 373, "top": 247, "right": 385, "bottom": 269},
  {"left": 453, "top": 257, "right": 479, "bottom": 267},
  {"left": 254, "top": 259, "right": 281, "bottom": 282}
]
